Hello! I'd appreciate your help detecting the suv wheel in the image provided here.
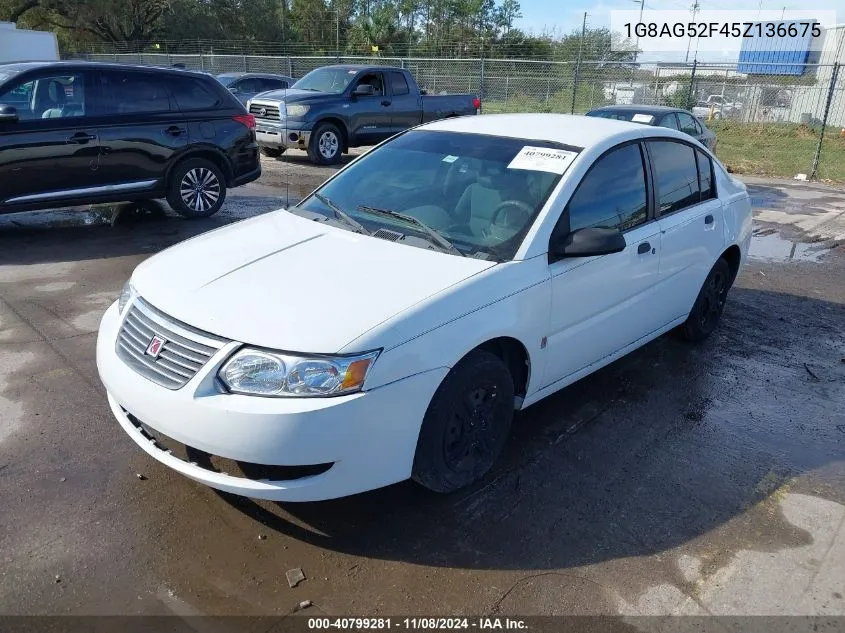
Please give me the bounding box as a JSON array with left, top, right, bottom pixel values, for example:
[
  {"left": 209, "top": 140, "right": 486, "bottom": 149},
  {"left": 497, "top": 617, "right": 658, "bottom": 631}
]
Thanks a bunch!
[
  {"left": 412, "top": 350, "right": 514, "bottom": 493},
  {"left": 309, "top": 122, "right": 342, "bottom": 166},
  {"left": 261, "top": 147, "right": 285, "bottom": 158},
  {"left": 167, "top": 158, "right": 227, "bottom": 219}
]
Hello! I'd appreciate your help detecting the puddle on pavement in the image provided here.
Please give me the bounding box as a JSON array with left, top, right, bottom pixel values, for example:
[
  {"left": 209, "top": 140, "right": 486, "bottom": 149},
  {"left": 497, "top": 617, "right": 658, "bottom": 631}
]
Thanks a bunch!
[
  {"left": 0, "top": 201, "right": 168, "bottom": 231},
  {"left": 749, "top": 229, "right": 831, "bottom": 263}
]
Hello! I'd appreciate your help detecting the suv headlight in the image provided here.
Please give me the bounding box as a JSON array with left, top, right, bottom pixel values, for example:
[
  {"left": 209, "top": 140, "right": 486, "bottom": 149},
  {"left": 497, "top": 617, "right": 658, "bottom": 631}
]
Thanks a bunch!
[
  {"left": 285, "top": 104, "right": 310, "bottom": 117},
  {"left": 118, "top": 281, "right": 135, "bottom": 314},
  {"left": 219, "top": 348, "right": 379, "bottom": 397}
]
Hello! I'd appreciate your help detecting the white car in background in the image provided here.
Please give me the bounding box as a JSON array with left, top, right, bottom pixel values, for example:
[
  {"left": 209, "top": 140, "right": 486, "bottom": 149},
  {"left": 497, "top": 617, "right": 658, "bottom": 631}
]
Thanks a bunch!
[{"left": 96, "top": 114, "right": 753, "bottom": 502}]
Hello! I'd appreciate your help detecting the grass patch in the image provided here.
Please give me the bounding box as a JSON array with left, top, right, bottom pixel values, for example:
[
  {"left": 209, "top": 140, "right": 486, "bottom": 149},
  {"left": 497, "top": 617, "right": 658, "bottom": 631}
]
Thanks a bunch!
[{"left": 709, "top": 121, "right": 845, "bottom": 182}]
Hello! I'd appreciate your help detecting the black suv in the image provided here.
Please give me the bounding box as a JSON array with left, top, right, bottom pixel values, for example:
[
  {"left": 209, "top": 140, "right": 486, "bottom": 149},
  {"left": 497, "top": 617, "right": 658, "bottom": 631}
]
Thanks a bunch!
[{"left": 0, "top": 61, "right": 260, "bottom": 218}]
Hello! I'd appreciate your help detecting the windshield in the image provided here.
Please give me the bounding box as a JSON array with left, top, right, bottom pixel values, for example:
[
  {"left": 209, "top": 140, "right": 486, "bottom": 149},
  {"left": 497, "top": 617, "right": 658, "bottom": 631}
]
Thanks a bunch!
[
  {"left": 216, "top": 74, "right": 240, "bottom": 87},
  {"left": 293, "top": 130, "right": 578, "bottom": 260},
  {"left": 292, "top": 67, "right": 356, "bottom": 94}
]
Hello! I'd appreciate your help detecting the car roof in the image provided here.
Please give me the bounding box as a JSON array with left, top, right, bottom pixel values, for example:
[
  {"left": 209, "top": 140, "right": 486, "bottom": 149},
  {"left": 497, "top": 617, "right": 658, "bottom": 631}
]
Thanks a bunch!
[
  {"left": 313, "top": 64, "right": 400, "bottom": 73},
  {"left": 0, "top": 60, "right": 212, "bottom": 79},
  {"left": 589, "top": 104, "right": 681, "bottom": 114},
  {"left": 218, "top": 72, "right": 291, "bottom": 79},
  {"left": 419, "top": 113, "right": 689, "bottom": 149}
]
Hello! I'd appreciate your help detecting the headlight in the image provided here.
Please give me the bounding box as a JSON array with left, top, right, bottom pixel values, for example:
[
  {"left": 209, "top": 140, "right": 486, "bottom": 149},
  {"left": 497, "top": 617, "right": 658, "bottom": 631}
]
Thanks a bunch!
[
  {"left": 285, "top": 104, "right": 310, "bottom": 117},
  {"left": 246, "top": 99, "right": 252, "bottom": 110},
  {"left": 219, "top": 348, "right": 379, "bottom": 397},
  {"left": 118, "top": 281, "right": 135, "bottom": 314}
]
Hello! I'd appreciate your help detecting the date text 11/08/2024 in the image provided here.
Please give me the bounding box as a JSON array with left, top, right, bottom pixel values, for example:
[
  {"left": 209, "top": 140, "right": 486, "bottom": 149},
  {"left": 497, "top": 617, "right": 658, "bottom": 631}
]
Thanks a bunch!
[{"left": 307, "top": 618, "right": 528, "bottom": 630}]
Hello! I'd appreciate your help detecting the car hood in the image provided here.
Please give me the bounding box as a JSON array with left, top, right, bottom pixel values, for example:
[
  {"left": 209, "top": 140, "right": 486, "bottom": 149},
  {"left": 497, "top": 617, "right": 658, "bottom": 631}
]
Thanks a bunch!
[
  {"left": 131, "top": 211, "right": 496, "bottom": 353},
  {"left": 251, "top": 88, "right": 334, "bottom": 104}
]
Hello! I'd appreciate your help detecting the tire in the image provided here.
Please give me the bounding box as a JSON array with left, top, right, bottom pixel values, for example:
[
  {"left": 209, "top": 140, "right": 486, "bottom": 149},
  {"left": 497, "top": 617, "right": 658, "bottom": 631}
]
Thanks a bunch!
[
  {"left": 167, "top": 158, "right": 227, "bottom": 219},
  {"left": 412, "top": 349, "right": 515, "bottom": 493},
  {"left": 308, "top": 122, "right": 343, "bottom": 166},
  {"left": 681, "top": 258, "right": 732, "bottom": 342},
  {"left": 260, "top": 147, "right": 285, "bottom": 158}
]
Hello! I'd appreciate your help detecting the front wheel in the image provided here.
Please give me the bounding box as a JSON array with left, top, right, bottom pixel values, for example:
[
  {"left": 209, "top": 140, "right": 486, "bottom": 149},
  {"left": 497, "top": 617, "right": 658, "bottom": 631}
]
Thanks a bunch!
[
  {"left": 167, "top": 158, "right": 227, "bottom": 219},
  {"left": 308, "top": 122, "right": 343, "bottom": 166},
  {"left": 412, "top": 350, "right": 514, "bottom": 493},
  {"left": 681, "top": 258, "right": 732, "bottom": 342}
]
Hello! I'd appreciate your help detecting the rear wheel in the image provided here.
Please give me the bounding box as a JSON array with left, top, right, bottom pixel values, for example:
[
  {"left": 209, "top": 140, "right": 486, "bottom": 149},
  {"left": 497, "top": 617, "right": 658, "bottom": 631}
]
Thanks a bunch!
[
  {"left": 167, "top": 158, "right": 226, "bottom": 219},
  {"left": 260, "top": 147, "right": 285, "bottom": 158},
  {"left": 412, "top": 350, "right": 514, "bottom": 493},
  {"left": 308, "top": 122, "right": 343, "bottom": 166},
  {"left": 681, "top": 258, "right": 732, "bottom": 342}
]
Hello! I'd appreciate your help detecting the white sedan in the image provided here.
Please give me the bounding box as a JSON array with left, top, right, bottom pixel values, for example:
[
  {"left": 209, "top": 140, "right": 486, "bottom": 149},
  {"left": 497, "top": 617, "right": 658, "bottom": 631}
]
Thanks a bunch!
[{"left": 96, "top": 113, "right": 753, "bottom": 502}]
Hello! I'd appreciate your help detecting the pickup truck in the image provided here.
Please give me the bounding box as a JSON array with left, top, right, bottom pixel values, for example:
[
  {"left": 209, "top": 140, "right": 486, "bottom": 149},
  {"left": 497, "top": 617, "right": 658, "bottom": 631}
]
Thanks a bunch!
[{"left": 248, "top": 65, "right": 481, "bottom": 165}]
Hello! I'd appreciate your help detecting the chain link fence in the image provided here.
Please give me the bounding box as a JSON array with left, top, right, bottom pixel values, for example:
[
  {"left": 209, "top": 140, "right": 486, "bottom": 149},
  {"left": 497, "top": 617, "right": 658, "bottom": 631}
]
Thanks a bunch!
[{"left": 76, "top": 52, "right": 845, "bottom": 181}]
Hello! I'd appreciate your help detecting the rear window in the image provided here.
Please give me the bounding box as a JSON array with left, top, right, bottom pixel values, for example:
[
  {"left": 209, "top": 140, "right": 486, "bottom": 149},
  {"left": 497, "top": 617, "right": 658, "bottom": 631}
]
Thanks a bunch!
[
  {"left": 587, "top": 110, "right": 655, "bottom": 124},
  {"left": 168, "top": 77, "right": 221, "bottom": 111}
]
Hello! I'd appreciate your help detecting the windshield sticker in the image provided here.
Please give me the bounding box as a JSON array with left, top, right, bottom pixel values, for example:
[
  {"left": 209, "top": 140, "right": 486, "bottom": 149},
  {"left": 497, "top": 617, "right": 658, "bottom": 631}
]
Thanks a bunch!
[
  {"left": 442, "top": 155, "right": 459, "bottom": 163},
  {"left": 507, "top": 146, "right": 577, "bottom": 174},
  {"left": 632, "top": 113, "right": 655, "bottom": 123}
]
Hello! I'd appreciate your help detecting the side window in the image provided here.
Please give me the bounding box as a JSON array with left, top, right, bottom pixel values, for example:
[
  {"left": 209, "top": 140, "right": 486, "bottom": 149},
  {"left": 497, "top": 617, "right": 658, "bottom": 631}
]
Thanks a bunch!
[
  {"left": 355, "top": 72, "right": 384, "bottom": 96},
  {"left": 565, "top": 143, "right": 648, "bottom": 233},
  {"left": 0, "top": 72, "right": 86, "bottom": 120},
  {"left": 649, "top": 140, "right": 701, "bottom": 214},
  {"left": 98, "top": 71, "right": 172, "bottom": 115},
  {"left": 168, "top": 77, "right": 221, "bottom": 111},
  {"left": 677, "top": 112, "right": 699, "bottom": 136},
  {"left": 261, "top": 78, "right": 289, "bottom": 90},
  {"left": 389, "top": 72, "right": 410, "bottom": 96},
  {"left": 232, "top": 78, "right": 260, "bottom": 93},
  {"left": 660, "top": 114, "right": 680, "bottom": 130},
  {"left": 696, "top": 149, "right": 715, "bottom": 201}
]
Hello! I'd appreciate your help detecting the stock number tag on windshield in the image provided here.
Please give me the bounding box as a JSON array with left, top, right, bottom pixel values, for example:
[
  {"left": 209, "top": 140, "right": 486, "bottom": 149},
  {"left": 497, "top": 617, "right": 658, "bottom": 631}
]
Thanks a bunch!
[{"left": 507, "top": 146, "right": 577, "bottom": 174}]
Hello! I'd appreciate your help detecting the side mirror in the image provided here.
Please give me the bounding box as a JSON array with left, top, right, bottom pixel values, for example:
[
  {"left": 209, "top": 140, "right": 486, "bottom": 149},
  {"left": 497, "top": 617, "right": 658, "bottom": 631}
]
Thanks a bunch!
[
  {"left": 551, "top": 227, "right": 626, "bottom": 260},
  {"left": 228, "top": 86, "right": 240, "bottom": 94},
  {"left": 353, "top": 84, "right": 375, "bottom": 97},
  {"left": 0, "top": 104, "right": 18, "bottom": 123}
]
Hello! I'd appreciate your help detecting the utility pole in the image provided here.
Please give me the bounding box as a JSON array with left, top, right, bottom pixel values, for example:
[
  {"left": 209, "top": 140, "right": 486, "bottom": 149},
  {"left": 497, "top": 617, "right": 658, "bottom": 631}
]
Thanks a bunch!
[
  {"left": 632, "top": 0, "right": 645, "bottom": 66},
  {"left": 685, "top": 0, "right": 700, "bottom": 63},
  {"left": 571, "top": 12, "right": 587, "bottom": 114}
]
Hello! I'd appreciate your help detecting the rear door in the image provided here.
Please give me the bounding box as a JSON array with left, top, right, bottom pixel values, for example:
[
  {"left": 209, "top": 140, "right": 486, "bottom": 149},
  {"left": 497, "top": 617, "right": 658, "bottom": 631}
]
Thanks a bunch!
[
  {"left": 649, "top": 140, "right": 725, "bottom": 323},
  {"left": 91, "top": 69, "right": 188, "bottom": 192},
  {"left": 387, "top": 70, "right": 420, "bottom": 134},
  {"left": 0, "top": 69, "right": 100, "bottom": 208},
  {"left": 348, "top": 71, "right": 393, "bottom": 145},
  {"left": 542, "top": 141, "right": 663, "bottom": 387}
]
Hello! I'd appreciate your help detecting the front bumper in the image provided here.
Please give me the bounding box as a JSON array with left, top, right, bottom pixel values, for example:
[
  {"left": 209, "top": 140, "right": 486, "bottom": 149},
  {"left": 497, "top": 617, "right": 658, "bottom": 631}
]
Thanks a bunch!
[
  {"left": 254, "top": 119, "right": 312, "bottom": 151},
  {"left": 96, "top": 301, "right": 447, "bottom": 501}
]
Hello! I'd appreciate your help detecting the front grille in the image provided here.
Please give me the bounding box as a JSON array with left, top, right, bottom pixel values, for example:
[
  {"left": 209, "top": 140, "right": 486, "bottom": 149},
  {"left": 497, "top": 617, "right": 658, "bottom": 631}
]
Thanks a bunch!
[
  {"left": 116, "top": 299, "right": 228, "bottom": 389},
  {"left": 249, "top": 102, "right": 281, "bottom": 120}
]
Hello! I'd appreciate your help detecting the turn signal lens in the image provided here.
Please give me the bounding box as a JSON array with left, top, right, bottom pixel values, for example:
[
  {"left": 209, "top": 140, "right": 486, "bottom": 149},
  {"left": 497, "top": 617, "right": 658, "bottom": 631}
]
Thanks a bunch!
[{"left": 342, "top": 358, "right": 374, "bottom": 390}]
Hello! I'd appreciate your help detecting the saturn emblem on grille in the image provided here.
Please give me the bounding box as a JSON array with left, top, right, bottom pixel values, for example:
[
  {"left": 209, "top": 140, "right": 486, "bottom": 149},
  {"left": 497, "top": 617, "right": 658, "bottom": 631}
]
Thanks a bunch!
[
  {"left": 145, "top": 335, "right": 166, "bottom": 358},
  {"left": 259, "top": 107, "right": 267, "bottom": 117}
]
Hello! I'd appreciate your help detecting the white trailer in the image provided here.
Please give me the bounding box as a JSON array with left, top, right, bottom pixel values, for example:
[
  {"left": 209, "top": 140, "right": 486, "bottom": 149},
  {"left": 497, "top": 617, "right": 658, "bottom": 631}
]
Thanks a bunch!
[{"left": 0, "top": 22, "right": 59, "bottom": 63}]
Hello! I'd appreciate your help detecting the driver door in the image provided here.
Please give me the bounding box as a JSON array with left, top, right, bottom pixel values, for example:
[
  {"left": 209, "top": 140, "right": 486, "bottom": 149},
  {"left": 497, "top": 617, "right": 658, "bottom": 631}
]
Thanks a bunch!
[
  {"left": 541, "top": 142, "right": 664, "bottom": 389},
  {"left": 348, "top": 72, "right": 393, "bottom": 145},
  {"left": 0, "top": 69, "right": 100, "bottom": 209}
]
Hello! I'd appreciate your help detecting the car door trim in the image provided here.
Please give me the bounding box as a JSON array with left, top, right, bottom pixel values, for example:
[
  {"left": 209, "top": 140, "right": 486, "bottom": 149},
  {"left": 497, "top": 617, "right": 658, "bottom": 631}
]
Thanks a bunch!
[{"left": 5, "top": 179, "right": 157, "bottom": 204}]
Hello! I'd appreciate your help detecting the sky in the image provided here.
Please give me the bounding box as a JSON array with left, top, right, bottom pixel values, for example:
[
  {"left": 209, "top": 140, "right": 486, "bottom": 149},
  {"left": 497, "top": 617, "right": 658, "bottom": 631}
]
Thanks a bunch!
[{"left": 515, "top": 0, "right": 844, "bottom": 61}]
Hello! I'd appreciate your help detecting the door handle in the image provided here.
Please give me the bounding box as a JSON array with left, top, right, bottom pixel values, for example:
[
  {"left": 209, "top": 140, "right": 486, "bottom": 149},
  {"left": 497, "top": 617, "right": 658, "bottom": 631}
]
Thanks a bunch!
[
  {"left": 67, "top": 132, "right": 96, "bottom": 144},
  {"left": 637, "top": 242, "right": 651, "bottom": 254},
  {"left": 164, "top": 126, "right": 186, "bottom": 137},
  {"left": 705, "top": 214, "right": 714, "bottom": 225},
  {"left": 381, "top": 100, "right": 392, "bottom": 107}
]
